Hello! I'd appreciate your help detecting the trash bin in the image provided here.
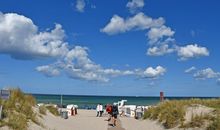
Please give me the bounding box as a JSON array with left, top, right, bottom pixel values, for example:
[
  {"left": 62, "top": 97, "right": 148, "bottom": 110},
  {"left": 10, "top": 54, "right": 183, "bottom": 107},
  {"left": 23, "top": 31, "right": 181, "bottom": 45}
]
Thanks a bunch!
[
  {"left": 135, "top": 112, "right": 143, "bottom": 119},
  {"left": 60, "top": 111, "right": 63, "bottom": 118},
  {"left": 62, "top": 111, "right": 68, "bottom": 119}
]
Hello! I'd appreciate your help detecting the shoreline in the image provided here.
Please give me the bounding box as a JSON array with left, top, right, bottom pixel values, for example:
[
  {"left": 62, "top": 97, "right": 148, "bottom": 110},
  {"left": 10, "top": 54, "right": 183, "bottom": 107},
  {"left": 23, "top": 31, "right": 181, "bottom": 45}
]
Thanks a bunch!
[{"left": 30, "top": 93, "right": 220, "bottom": 98}]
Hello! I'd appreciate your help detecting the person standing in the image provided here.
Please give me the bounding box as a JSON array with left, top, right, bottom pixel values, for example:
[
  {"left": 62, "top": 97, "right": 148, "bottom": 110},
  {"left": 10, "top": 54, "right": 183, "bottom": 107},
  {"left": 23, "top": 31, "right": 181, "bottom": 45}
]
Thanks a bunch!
[
  {"left": 96, "top": 104, "right": 100, "bottom": 117},
  {"left": 99, "top": 104, "right": 103, "bottom": 117},
  {"left": 112, "top": 105, "right": 119, "bottom": 126},
  {"left": 105, "top": 104, "right": 112, "bottom": 121}
]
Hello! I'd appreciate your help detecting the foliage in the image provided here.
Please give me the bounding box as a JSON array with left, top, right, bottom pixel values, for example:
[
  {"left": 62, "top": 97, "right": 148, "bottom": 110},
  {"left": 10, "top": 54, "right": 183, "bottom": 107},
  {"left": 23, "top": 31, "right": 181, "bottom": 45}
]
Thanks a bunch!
[
  {"left": 46, "top": 106, "right": 59, "bottom": 116},
  {"left": 207, "top": 116, "right": 220, "bottom": 130},
  {"left": 7, "top": 111, "right": 28, "bottom": 130},
  {"left": 144, "top": 101, "right": 185, "bottom": 128},
  {"left": 39, "top": 105, "right": 47, "bottom": 115},
  {"left": 0, "top": 88, "right": 40, "bottom": 130},
  {"left": 181, "top": 113, "right": 213, "bottom": 128},
  {"left": 143, "top": 98, "right": 220, "bottom": 129}
]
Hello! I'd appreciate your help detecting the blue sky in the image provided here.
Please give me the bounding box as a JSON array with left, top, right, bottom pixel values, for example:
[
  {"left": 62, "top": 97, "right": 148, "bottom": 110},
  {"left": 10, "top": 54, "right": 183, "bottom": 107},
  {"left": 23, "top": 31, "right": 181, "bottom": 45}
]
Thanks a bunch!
[{"left": 0, "top": 0, "right": 220, "bottom": 96}]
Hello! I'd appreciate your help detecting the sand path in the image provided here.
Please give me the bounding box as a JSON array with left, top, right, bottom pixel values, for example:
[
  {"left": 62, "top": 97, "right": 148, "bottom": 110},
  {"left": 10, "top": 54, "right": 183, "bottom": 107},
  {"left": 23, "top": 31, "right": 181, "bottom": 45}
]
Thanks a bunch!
[
  {"left": 34, "top": 110, "right": 164, "bottom": 130},
  {"left": 108, "top": 118, "right": 126, "bottom": 130},
  {"left": 119, "top": 117, "right": 164, "bottom": 130},
  {"left": 30, "top": 109, "right": 108, "bottom": 130}
]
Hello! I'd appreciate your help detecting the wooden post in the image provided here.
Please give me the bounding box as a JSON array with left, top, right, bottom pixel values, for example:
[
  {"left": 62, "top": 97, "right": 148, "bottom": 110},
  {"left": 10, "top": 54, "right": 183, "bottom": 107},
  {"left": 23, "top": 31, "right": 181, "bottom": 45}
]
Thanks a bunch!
[
  {"left": 0, "top": 105, "right": 2, "bottom": 120},
  {"left": 61, "top": 94, "right": 63, "bottom": 107}
]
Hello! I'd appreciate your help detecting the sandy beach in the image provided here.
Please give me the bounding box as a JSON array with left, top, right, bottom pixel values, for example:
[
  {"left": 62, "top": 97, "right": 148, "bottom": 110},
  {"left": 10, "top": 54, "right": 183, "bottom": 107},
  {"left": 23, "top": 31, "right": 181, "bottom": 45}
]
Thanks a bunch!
[
  {"left": 27, "top": 109, "right": 165, "bottom": 130},
  {"left": 0, "top": 105, "right": 214, "bottom": 130},
  {"left": 28, "top": 109, "right": 164, "bottom": 130},
  {"left": 31, "top": 108, "right": 209, "bottom": 130},
  {"left": 29, "top": 108, "right": 208, "bottom": 130},
  {"left": 30, "top": 109, "right": 108, "bottom": 130}
]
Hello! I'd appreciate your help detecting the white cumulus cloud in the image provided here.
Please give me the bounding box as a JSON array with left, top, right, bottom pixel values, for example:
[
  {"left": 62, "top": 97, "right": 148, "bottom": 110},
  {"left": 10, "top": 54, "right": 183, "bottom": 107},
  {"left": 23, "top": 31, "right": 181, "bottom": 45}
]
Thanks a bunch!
[
  {"left": 126, "top": 0, "right": 145, "bottom": 14},
  {"left": 100, "top": 12, "right": 164, "bottom": 35},
  {"left": 0, "top": 12, "right": 68, "bottom": 59},
  {"left": 147, "top": 25, "right": 175, "bottom": 44},
  {"left": 147, "top": 43, "right": 175, "bottom": 56},
  {"left": 193, "top": 68, "right": 220, "bottom": 80},
  {"left": 101, "top": 5, "right": 210, "bottom": 61},
  {"left": 177, "top": 44, "right": 209, "bottom": 61},
  {"left": 186, "top": 67, "right": 220, "bottom": 85},
  {"left": 37, "top": 46, "right": 167, "bottom": 82},
  {"left": 36, "top": 65, "right": 60, "bottom": 77},
  {"left": 177, "top": 44, "right": 209, "bottom": 60},
  {"left": 142, "top": 66, "right": 166, "bottom": 79},
  {"left": 76, "top": 0, "right": 86, "bottom": 12},
  {"left": 0, "top": 12, "right": 167, "bottom": 82}
]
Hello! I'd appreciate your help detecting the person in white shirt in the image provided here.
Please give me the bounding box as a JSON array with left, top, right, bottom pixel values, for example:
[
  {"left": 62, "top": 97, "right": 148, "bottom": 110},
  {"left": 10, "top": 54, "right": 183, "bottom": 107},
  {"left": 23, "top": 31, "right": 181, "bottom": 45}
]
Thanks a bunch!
[
  {"left": 96, "top": 104, "right": 100, "bottom": 117},
  {"left": 99, "top": 104, "right": 103, "bottom": 117}
]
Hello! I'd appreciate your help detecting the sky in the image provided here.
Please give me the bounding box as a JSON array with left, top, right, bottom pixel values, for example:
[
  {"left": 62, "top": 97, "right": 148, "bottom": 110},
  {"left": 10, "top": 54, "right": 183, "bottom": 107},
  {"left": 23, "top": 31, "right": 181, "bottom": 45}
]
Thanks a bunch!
[{"left": 0, "top": 0, "right": 220, "bottom": 96}]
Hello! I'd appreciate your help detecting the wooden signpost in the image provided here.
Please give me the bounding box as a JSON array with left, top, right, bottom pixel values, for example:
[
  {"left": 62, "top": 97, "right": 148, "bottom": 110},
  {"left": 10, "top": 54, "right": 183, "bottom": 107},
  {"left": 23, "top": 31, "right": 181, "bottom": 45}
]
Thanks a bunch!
[
  {"left": 0, "top": 89, "right": 10, "bottom": 120},
  {"left": 0, "top": 89, "right": 10, "bottom": 100}
]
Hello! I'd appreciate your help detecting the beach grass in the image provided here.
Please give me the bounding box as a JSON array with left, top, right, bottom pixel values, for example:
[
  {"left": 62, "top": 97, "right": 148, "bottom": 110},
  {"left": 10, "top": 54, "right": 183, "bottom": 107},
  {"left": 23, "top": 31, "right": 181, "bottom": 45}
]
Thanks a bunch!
[
  {"left": 0, "top": 88, "right": 40, "bottom": 130},
  {"left": 46, "top": 105, "right": 59, "bottom": 116},
  {"left": 144, "top": 100, "right": 185, "bottom": 128},
  {"left": 207, "top": 114, "right": 220, "bottom": 130},
  {"left": 39, "top": 105, "right": 47, "bottom": 115},
  {"left": 181, "top": 113, "right": 213, "bottom": 128},
  {"left": 143, "top": 98, "right": 220, "bottom": 129}
]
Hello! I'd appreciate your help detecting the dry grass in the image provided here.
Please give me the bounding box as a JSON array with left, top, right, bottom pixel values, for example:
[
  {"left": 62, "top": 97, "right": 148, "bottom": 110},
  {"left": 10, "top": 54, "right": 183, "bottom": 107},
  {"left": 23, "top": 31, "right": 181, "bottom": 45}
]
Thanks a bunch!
[
  {"left": 144, "top": 100, "right": 185, "bottom": 128},
  {"left": 46, "top": 105, "right": 59, "bottom": 116},
  {"left": 39, "top": 105, "right": 47, "bottom": 115},
  {"left": 181, "top": 113, "right": 213, "bottom": 128},
  {"left": 143, "top": 98, "right": 220, "bottom": 129},
  {"left": 0, "top": 88, "right": 41, "bottom": 130}
]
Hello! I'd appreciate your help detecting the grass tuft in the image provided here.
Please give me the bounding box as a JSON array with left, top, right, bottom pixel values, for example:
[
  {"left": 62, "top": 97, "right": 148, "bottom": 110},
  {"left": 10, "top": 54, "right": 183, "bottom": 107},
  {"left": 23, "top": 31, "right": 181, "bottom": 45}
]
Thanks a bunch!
[
  {"left": 0, "top": 88, "right": 41, "bottom": 130},
  {"left": 46, "top": 106, "right": 59, "bottom": 116},
  {"left": 143, "top": 98, "right": 220, "bottom": 129},
  {"left": 39, "top": 105, "right": 47, "bottom": 115}
]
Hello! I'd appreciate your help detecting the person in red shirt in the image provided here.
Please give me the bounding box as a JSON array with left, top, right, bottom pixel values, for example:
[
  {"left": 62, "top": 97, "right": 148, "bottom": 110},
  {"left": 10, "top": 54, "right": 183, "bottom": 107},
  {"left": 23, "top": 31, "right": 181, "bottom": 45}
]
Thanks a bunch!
[{"left": 105, "top": 104, "right": 112, "bottom": 121}]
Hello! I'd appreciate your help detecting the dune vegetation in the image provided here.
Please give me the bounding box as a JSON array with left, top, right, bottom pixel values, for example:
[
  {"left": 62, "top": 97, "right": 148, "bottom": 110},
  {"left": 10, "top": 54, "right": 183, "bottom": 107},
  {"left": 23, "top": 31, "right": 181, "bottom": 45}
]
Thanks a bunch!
[
  {"left": 0, "top": 88, "right": 61, "bottom": 130},
  {"left": 143, "top": 99, "right": 220, "bottom": 130},
  {"left": 45, "top": 105, "right": 59, "bottom": 116},
  {"left": 0, "top": 88, "right": 41, "bottom": 130},
  {"left": 39, "top": 105, "right": 47, "bottom": 115}
]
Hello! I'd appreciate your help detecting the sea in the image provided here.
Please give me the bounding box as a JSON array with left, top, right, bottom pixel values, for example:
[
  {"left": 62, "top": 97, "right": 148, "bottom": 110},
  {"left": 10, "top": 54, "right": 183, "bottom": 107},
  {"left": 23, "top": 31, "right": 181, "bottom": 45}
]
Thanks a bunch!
[{"left": 32, "top": 94, "right": 219, "bottom": 109}]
